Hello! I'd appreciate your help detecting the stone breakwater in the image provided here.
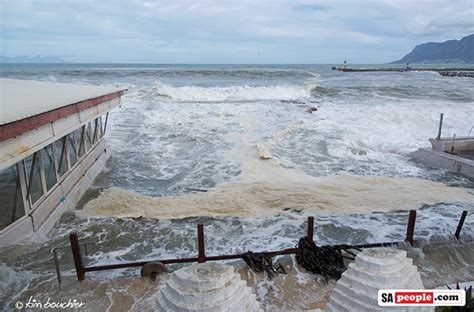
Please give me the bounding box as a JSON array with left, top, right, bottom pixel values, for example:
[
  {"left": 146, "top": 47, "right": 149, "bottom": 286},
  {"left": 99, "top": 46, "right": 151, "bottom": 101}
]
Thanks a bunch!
[{"left": 438, "top": 71, "right": 474, "bottom": 78}]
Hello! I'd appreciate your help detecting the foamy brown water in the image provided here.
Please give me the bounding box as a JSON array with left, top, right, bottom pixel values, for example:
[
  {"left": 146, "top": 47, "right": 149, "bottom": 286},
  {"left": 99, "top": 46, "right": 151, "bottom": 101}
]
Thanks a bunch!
[{"left": 81, "top": 175, "right": 474, "bottom": 219}]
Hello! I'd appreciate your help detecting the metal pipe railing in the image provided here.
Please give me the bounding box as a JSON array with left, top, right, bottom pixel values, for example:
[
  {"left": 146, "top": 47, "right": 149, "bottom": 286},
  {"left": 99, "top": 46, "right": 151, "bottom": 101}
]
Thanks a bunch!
[
  {"left": 405, "top": 210, "right": 417, "bottom": 246},
  {"left": 437, "top": 113, "right": 444, "bottom": 140},
  {"left": 52, "top": 241, "right": 95, "bottom": 285},
  {"left": 455, "top": 210, "right": 468, "bottom": 239},
  {"left": 60, "top": 209, "right": 468, "bottom": 282}
]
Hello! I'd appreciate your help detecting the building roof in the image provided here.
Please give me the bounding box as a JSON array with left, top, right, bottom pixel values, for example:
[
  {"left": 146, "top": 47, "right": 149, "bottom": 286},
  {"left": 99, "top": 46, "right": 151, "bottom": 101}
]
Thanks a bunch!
[{"left": 0, "top": 78, "right": 125, "bottom": 125}]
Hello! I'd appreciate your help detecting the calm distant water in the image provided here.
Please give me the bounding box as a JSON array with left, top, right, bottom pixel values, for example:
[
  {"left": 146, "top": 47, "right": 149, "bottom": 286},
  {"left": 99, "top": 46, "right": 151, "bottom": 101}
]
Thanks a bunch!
[{"left": 1, "top": 63, "right": 473, "bottom": 310}]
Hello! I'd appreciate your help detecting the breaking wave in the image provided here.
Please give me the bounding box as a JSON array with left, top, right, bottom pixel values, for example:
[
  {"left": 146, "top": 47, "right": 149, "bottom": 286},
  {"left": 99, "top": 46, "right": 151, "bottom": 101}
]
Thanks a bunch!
[
  {"left": 58, "top": 68, "right": 320, "bottom": 79},
  {"left": 142, "top": 82, "right": 319, "bottom": 102}
]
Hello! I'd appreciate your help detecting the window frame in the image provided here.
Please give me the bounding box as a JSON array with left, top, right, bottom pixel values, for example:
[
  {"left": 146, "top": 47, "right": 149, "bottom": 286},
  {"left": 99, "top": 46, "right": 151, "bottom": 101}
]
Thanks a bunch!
[
  {"left": 2, "top": 114, "right": 109, "bottom": 222},
  {"left": 0, "top": 163, "right": 29, "bottom": 233}
]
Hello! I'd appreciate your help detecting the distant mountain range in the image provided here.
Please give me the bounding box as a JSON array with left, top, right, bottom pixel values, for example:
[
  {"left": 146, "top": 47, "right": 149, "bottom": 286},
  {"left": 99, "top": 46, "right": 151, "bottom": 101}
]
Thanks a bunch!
[
  {"left": 393, "top": 34, "right": 474, "bottom": 64},
  {"left": 0, "top": 55, "right": 65, "bottom": 63}
]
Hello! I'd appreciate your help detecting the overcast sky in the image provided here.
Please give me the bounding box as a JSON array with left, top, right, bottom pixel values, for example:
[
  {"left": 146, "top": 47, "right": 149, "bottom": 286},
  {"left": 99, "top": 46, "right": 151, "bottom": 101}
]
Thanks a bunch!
[{"left": 1, "top": 0, "right": 473, "bottom": 63}]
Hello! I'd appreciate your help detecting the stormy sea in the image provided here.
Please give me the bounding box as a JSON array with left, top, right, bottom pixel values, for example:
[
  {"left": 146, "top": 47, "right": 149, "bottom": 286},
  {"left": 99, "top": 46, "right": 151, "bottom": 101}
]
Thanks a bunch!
[{"left": 1, "top": 63, "right": 473, "bottom": 310}]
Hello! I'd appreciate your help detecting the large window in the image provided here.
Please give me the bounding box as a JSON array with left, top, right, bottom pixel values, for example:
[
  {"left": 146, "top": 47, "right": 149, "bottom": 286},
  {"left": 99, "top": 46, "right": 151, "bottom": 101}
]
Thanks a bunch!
[
  {"left": 67, "top": 132, "right": 78, "bottom": 166},
  {"left": 77, "top": 126, "right": 86, "bottom": 158},
  {"left": 54, "top": 137, "right": 68, "bottom": 177},
  {"left": 0, "top": 165, "right": 25, "bottom": 230},
  {"left": 24, "top": 152, "right": 44, "bottom": 205},
  {"left": 98, "top": 116, "right": 105, "bottom": 138},
  {"left": 84, "top": 123, "right": 92, "bottom": 152},
  {"left": 43, "top": 144, "right": 57, "bottom": 191}
]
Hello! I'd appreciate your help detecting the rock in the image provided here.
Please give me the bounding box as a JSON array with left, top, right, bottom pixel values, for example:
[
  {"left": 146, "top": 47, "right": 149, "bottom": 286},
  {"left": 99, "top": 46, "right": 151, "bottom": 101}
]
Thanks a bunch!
[
  {"left": 306, "top": 107, "right": 318, "bottom": 113},
  {"left": 326, "top": 247, "right": 433, "bottom": 312},
  {"left": 140, "top": 262, "right": 168, "bottom": 280},
  {"left": 438, "top": 71, "right": 474, "bottom": 78},
  {"left": 157, "top": 262, "right": 262, "bottom": 311}
]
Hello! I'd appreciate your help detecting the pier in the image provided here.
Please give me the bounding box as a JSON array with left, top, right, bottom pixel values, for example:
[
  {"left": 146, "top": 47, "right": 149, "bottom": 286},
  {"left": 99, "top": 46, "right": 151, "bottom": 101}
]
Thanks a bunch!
[
  {"left": 331, "top": 66, "right": 474, "bottom": 77},
  {"left": 438, "top": 71, "right": 474, "bottom": 78}
]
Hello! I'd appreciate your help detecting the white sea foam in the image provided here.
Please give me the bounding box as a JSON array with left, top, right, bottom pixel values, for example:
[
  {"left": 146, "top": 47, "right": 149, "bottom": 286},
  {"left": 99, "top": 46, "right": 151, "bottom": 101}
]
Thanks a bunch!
[
  {"left": 146, "top": 81, "right": 317, "bottom": 102},
  {"left": 0, "top": 264, "right": 36, "bottom": 310},
  {"left": 267, "top": 97, "right": 474, "bottom": 178},
  {"left": 84, "top": 88, "right": 474, "bottom": 220}
]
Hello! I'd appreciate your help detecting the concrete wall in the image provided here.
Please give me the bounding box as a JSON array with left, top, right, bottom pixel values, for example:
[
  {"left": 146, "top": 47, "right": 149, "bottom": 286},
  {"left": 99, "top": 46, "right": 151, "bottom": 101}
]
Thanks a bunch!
[
  {"left": 411, "top": 148, "right": 474, "bottom": 179},
  {"left": 430, "top": 137, "right": 474, "bottom": 153}
]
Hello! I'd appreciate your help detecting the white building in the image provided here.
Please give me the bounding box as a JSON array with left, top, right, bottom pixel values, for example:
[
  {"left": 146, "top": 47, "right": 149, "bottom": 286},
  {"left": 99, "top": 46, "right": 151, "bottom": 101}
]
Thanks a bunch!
[{"left": 0, "top": 78, "right": 125, "bottom": 246}]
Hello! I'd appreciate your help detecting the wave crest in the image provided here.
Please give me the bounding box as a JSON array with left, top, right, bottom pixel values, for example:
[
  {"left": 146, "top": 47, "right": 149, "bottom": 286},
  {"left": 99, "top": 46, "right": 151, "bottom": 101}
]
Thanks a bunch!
[{"left": 143, "top": 82, "right": 318, "bottom": 102}]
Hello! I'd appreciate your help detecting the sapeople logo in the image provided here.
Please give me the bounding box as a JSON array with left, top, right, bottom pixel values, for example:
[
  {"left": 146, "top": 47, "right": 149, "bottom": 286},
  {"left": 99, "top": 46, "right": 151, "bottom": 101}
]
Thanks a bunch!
[{"left": 378, "top": 289, "right": 465, "bottom": 306}]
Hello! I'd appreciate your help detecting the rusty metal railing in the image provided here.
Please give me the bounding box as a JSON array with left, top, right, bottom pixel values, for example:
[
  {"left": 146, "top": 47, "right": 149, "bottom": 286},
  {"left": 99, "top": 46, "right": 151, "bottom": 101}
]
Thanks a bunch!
[
  {"left": 58, "top": 209, "right": 469, "bottom": 282},
  {"left": 52, "top": 241, "right": 95, "bottom": 285}
]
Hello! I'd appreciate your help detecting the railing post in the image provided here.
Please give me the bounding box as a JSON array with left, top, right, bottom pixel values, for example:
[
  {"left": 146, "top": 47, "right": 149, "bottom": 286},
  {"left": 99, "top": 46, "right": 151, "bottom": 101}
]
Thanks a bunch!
[
  {"left": 307, "top": 216, "right": 314, "bottom": 243},
  {"left": 405, "top": 210, "right": 417, "bottom": 246},
  {"left": 52, "top": 248, "right": 62, "bottom": 285},
  {"left": 455, "top": 211, "right": 468, "bottom": 239},
  {"left": 437, "top": 113, "right": 444, "bottom": 140},
  {"left": 69, "top": 233, "right": 85, "bottom": 281},
  {"left": 197, "top": 224, "right": 206, "bottom": 263}
]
